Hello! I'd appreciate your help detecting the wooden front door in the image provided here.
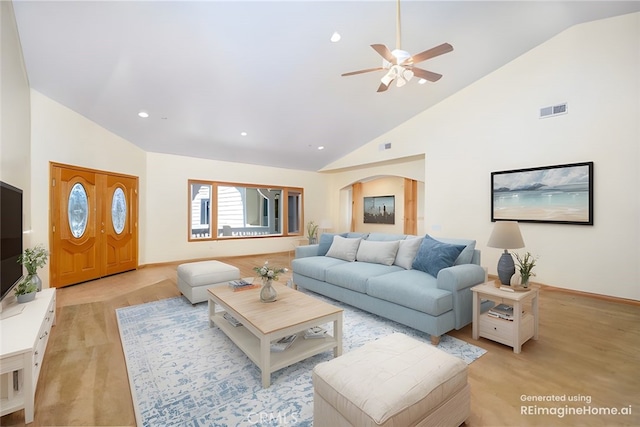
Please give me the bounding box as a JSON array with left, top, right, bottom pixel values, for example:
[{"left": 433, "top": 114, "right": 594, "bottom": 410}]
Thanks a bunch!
[{"left": 50, "top": 163, "right": 138, "bottom": 288}]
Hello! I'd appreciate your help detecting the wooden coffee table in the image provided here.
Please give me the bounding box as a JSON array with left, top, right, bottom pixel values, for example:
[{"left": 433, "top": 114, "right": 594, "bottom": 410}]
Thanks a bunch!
[{"left": 207, "top": 283, "right": 343, "bottom": 387}]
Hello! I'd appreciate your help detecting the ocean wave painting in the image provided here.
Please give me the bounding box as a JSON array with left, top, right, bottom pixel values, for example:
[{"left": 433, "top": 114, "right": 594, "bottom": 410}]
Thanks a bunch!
[{"left": 491, "top": 162, "right": 593, "bottom": 224}]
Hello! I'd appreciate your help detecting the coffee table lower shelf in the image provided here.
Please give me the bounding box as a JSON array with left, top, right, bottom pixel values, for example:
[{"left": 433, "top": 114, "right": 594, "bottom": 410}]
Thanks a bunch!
[{"left": 213, "top": 310, "right": 338, "bottom": 367}]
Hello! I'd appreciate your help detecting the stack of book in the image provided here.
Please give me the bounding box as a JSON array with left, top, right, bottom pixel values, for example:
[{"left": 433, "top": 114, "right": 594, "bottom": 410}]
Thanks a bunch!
[
  {"left": 304, "top": 326, "right": 327, "bottom": 339},
  {"left": 270, "top": 334, "right": 297, "bottom": 352},
  {"left": 488, "top": 303, "right": 514, "bottom": 321},
  {"left": 228, "top": 279, "right": 259, "bottom": 291}
]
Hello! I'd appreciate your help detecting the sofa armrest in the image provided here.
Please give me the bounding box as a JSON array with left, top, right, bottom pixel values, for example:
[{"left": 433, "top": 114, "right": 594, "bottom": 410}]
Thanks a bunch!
[
  {"left": 437, "top": 264, "right": 486, "bottom": 329},
  {"left": 295, "top": 244, "right": 320, "bottom": 258}
]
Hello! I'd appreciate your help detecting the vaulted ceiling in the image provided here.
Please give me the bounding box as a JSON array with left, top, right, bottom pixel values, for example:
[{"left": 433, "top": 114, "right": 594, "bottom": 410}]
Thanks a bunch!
[{"left": 12, "top": 1, "right": 640, "bottom": 171}]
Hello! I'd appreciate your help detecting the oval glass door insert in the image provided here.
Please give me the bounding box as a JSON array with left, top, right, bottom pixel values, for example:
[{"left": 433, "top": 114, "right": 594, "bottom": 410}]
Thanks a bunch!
[
  {"left": 68, "top": 183, "right": 88, "bottom": 238},
  {"left": 111, "top": 188, "right": 127, "bottom": 234}
]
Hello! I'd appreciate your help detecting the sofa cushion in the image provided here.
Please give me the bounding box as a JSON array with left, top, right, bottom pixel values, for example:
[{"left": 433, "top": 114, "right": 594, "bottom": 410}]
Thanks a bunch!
[
  {"left": 326, "top": 236, "right": 362, "bottom": 262},
  {"left": 291, "top": 256, "right": 347, "bottom": 282},
  {"left": 437, "top": 238, "right": 477, "bottom": 265},
  {"left": 318, "top": 233, "right": 347, "bottom": 256},
  {"left": 394, "top": 236, "right": 423, "bottom": 269},
  {"left": 366, "top": 232, "right": 407, "bottom": 242},
  {"left": 412, "top": 235, "right": 465, "bottom": 277},
  {"left": 325, "top": 262, "right": 403, "bottom": 293},
  {"left": 366, "top": 270, "right": 453, "bottom": 316},
  {"left": 356, "top": 239, "right": 400, "bottom": 266}
]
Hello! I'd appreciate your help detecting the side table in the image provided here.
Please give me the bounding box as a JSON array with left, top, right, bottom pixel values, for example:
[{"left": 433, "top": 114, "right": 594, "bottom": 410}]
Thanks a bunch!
[{"left": 471, "top": 281, "right": 538, "bottom": 353}]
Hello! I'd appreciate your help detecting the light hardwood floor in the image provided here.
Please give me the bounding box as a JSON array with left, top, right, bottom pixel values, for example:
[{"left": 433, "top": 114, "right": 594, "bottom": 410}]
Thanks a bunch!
[{"left": 2, "top": 251, "right": 639, "bottom": 426}]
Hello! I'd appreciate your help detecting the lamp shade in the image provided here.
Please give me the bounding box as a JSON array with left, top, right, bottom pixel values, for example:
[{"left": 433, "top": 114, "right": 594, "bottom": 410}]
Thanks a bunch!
[{"left": 487, "top": 221, "right": 525, "bottom": 249}]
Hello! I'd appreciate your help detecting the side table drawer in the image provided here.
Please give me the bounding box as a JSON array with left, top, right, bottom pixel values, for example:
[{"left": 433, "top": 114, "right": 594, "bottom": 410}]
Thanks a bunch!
[{"left": 479, "top": 313, "right": 534, "bottom": 347}]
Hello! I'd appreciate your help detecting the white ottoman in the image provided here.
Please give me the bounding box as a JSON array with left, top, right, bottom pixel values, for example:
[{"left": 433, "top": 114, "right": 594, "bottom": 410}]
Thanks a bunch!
[
  {"left": 177, "top": 260, "right": 240, "bottom": 304},
  {"left": 313, "top": 333, "right": 470, "bottom": 427}
]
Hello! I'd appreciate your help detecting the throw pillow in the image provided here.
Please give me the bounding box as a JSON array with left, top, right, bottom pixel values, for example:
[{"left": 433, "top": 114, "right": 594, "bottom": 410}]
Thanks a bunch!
[
  {"left": 412, "top": 235, "right": 465, "bottom": 277},
  {"left": 394, "top": 236, "right": 423, "bottom": 269},
  {"left": 317, "top": 233, "right": 343, "bottom": 256},
  {"left": 325, "top": 236, "right": 362, "bottom": 262},
  {"left": 356, "top": 239, "right": 400, "bottom": 266},
  {"left": 436, "top": 237, "right": 477, "bottom": 265}
]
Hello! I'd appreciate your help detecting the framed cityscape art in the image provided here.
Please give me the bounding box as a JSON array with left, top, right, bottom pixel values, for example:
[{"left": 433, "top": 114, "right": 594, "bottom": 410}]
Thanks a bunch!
[
  {"left": 491, "top": 161, "right": 594, "bottom": 225},
  {"left": 363, "top": 195, "right": 395, "bottom": 224}
]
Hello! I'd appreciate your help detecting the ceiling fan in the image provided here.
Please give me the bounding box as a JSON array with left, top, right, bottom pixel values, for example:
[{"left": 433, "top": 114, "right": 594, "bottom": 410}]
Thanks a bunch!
[{"left": 341, "top": 0, "right": 453, "bottom": 93}]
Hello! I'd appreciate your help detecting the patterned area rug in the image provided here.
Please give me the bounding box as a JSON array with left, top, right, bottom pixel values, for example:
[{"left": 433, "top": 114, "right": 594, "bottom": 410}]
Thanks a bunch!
[{"left": 116, "top": 290, "right": 486, "bottom": 427}]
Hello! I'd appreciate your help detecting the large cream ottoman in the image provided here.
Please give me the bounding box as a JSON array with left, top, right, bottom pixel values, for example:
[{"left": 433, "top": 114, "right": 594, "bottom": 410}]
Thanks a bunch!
[
  {"left": 312, "top": 333, "right": 470, "bottom": 427},
  {"left": 177, "top": 260, "right": 240, "bottom": 304}
]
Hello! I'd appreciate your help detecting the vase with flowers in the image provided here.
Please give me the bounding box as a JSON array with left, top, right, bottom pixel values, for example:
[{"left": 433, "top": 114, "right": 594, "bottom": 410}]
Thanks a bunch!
[
  {"left": 513, "top": 252, "right": 538, "bottom": 288},
  {"left": 17, "top": 244, "right": 49, "bottom": 293},
  {"left": 253, "top": 261, "right": 288, "bottom": 303}
]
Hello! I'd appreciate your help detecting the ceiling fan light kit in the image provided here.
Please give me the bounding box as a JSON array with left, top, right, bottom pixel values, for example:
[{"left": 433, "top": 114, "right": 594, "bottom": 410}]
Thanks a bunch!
[{"left": 342, "top": 0, "right": 453, "bottom": 92}]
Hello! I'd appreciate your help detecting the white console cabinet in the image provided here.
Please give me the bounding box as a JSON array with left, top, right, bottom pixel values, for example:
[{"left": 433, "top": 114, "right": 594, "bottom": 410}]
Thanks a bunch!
[{"left": 0, "top": 288, "right": 56, "bottom": 424}]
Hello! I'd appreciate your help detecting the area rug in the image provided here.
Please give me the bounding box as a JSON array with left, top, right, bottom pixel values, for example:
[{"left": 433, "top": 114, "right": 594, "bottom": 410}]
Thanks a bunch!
[{"left": 116, "top": 290, "right": 486, "bottom": 427}]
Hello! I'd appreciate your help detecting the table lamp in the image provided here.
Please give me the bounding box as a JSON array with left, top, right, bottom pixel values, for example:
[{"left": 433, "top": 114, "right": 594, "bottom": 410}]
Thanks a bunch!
[{"left": 487, "top": 221, "right": 525, "bottom": 285}]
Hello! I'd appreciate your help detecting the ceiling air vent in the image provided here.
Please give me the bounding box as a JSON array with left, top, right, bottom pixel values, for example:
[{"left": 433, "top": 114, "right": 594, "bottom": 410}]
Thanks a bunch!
[
  {"left": 540, "top": 102, "right": 568, "bottom": 119},
  {"left": 379, "top": 142, "right": 392, "bottom": 151}
]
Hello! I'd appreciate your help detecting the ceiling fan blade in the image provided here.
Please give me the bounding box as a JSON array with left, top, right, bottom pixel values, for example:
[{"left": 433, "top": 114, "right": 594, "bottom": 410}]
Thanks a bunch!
[
  {"left": 377, "top": 82, "right": 390, "bottom": 93},
  {"left": 371, "top": 44, "right": 396, "bottom": 64},
  {"left": 410, "top": 43, "right": 454, "bottom": 64},
  {"left": 341, "top": 67, "right": 385, "bottom": 77},
  {"left": 412, "top": 67, "right": 443, "bottom": 82}
]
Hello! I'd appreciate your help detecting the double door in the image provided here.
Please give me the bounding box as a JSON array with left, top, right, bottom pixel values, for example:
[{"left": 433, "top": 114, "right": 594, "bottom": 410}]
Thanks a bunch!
[{"left": 50, "top": 163, "right": 138, "bottom": 288}]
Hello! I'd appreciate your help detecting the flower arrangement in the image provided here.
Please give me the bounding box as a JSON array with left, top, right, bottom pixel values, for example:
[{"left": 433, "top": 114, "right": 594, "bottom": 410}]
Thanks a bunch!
[
  {"left": 18, "top": 244, "right": 49, "bottom": 276},
  {"left": 253, "top": 261, "right": 288, "bottom": 282},
  {"left": 513, "top": 251, "right": 538, "bottom": 286}
]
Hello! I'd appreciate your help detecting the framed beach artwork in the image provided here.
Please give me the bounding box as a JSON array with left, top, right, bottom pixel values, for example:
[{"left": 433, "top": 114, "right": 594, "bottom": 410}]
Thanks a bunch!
[
  {"left": 363, "top": 195, "right": 395, "bottom": 224},
  {"left": 491, "top": 162, "right": 594, "bottom": 225}
]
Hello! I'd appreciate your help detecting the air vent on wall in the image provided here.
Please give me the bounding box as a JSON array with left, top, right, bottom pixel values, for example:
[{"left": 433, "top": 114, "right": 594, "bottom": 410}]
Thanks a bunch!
[
  {"left": 540, "top": 102, "right": 568, "bottom": 119},
  {"left": 378, "top": 142, "right": 392, "bottom": 151}
]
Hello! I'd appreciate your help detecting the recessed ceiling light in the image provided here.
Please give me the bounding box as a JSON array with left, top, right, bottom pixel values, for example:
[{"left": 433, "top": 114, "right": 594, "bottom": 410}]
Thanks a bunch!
[
  {"left": 138, "top": 111, "right": 149, "bottom": 118},
  {"left": 330, "top": 32, "right": 341, "bottom": 43},
  {"left": 418, "top": 79, "right": 427, "bottom": 85},
  {"left": 318, "top": 146, "right": 325, "bottom": 150},
  {"left": 240, "top": 132, "right": 248, "bottom": 136}
]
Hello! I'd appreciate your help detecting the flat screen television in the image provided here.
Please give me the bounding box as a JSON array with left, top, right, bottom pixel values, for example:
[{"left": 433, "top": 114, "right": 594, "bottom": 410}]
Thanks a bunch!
[{"left": 1, "top": 181, "right": 24, "bottom": 304}]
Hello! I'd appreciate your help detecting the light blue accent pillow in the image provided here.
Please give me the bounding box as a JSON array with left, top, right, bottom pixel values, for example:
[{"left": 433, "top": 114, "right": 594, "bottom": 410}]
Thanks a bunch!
[
  {"left": 437, "top": 237, "right": 477, "bottom": 265},
  {"left": 412, "top": 235, "right": 465, "bottom": 277}
]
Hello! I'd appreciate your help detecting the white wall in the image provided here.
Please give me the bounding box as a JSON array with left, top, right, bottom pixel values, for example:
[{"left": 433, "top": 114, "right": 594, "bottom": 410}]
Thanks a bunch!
[
  {"left": 144, "top": 152, "right": 329, "bottom": 264},
  {"left": 29, "top": 91, "right": 148, "bottom": 287},
  {"left": 1, "top": 1, "right": 31, "bottom": 306},
  {"left": 324, "top": 13, "right": 640, "bottom": 301}
]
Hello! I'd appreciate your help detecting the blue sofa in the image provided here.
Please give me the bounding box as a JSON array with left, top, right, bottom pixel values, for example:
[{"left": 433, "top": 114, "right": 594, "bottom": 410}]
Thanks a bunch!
[{"left": 292, "top": 232, "right": 486, "bottom": 344}]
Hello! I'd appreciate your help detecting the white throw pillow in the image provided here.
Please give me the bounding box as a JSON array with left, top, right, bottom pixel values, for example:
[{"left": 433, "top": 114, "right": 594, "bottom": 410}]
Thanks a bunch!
[
  {"left": 356, "top": 239, "right": 400, "bottom": 266},
  {"left": 325, "top": 236, "right": 362, "bottom": 262},
  {"left": 394, "top": 236, "right": 423, "bottom": 269}
]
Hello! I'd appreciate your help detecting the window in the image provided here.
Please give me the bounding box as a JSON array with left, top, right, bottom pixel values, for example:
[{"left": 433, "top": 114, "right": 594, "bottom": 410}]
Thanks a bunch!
[{"left": 188, "top": 180, "right": 304, "bottom": 241}]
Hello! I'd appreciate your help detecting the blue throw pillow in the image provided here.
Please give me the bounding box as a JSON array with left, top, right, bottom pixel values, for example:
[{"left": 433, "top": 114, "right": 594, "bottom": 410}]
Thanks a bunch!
[{"left": 412, "top": 235, "right": 465, "bottom": 277}]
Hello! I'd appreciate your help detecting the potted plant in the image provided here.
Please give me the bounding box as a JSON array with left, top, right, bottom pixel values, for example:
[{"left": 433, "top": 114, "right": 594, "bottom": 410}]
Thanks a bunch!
[
  {"left": 14, "top": 276, "right": 38, "bottom": 303},
  {"left": 17, "top": 244, "right": 49, "bottom": 293},
  {"left": 306, "top": 221, "right": 319, "bottom": 244},
  {"left": 513, "top": 252, "right": 538, "bottom": 288}
]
